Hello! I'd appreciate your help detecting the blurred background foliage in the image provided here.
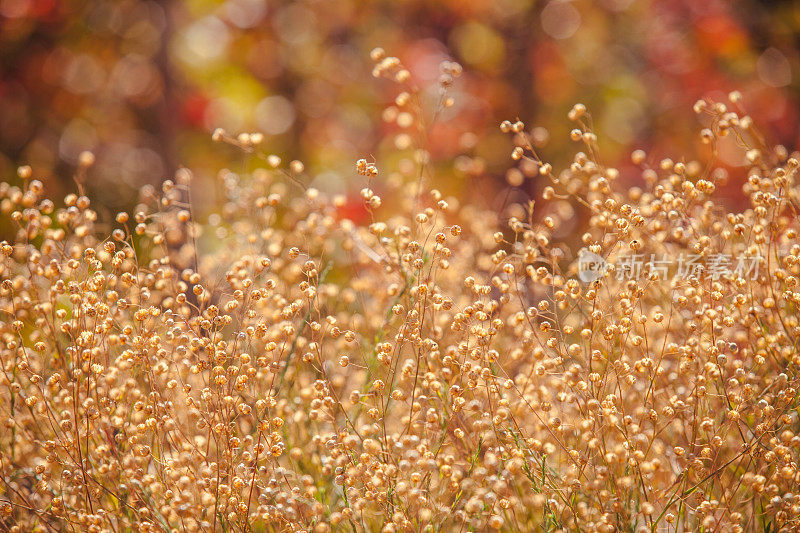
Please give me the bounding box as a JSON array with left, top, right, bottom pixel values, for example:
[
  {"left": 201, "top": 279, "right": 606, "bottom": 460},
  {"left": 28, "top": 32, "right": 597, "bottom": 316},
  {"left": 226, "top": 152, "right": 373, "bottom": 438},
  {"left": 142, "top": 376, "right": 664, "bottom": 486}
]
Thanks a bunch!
[{"left": 2, "top": 0, "right": 800, "bottom": 215}]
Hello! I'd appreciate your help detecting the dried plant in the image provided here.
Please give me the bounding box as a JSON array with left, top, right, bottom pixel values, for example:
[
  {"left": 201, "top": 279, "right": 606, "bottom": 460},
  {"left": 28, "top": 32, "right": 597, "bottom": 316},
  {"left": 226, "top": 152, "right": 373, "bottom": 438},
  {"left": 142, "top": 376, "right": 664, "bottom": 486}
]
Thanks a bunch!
[{"left": 1, "top": 50, "right": 800, "bottom": 533}]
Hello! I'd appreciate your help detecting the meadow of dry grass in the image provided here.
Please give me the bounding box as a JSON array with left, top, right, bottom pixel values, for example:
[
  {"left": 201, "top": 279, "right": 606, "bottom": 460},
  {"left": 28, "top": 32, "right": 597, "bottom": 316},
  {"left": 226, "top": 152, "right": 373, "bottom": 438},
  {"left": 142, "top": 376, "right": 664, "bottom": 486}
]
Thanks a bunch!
[{"left": 2, "top": 50, "right": 800, "bottom": 533}]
